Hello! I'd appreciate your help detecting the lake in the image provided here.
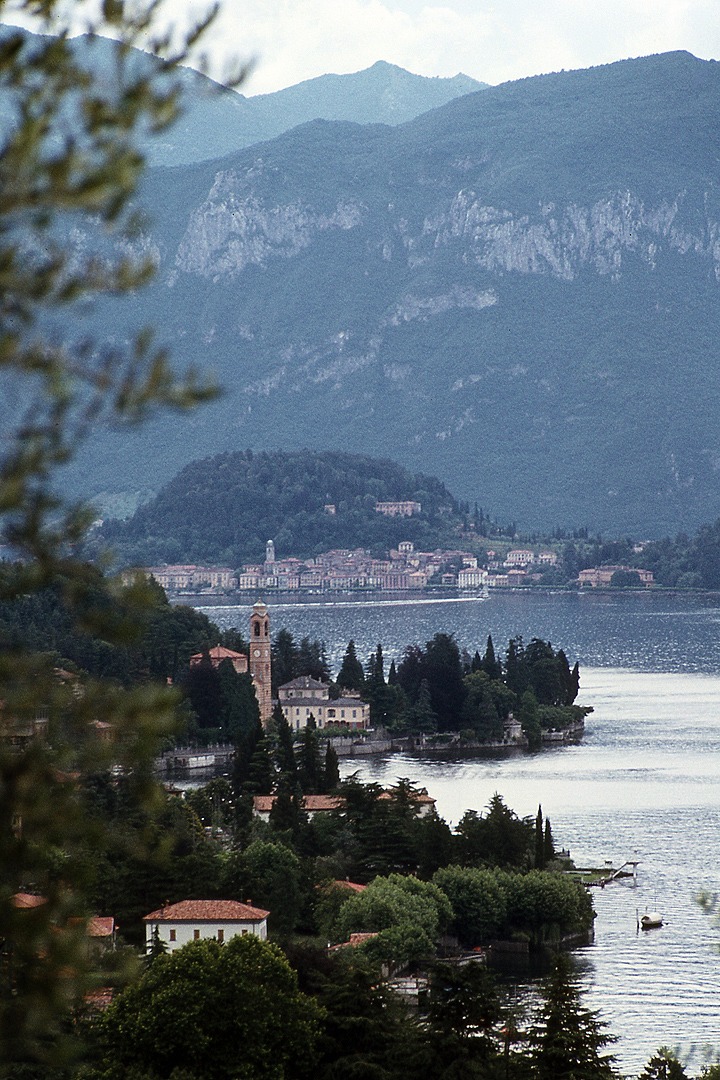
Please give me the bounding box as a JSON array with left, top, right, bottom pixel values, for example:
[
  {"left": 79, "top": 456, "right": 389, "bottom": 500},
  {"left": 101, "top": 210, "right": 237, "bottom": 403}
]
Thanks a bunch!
[{"left": 196, "top": 591, "right": 720, "bottom": 1075}]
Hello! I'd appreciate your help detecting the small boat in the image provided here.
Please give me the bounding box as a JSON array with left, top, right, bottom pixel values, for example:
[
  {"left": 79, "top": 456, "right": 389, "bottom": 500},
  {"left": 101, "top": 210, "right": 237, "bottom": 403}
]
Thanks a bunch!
[{"left": 639, "top": 910, "right": 663, "bottom": 930}]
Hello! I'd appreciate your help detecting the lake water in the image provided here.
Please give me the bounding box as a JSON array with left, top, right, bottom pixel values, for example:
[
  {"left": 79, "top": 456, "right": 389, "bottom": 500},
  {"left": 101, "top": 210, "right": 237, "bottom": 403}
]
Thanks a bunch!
[{"left": 196, "top": 591, "right": 720, "bottom": 1075}]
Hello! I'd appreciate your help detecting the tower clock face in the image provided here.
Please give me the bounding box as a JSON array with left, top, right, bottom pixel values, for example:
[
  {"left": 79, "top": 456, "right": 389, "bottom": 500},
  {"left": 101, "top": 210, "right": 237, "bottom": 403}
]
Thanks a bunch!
[{"left": 254, "top": 649, "right": 260, "bottom": 657}]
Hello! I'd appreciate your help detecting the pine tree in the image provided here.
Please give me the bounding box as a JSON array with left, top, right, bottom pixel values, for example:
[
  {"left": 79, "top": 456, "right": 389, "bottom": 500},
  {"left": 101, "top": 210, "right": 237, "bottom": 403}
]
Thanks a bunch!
[
  {"left": 530, "top": 953, "right": 617, "bottom": 1080},
  {"left": 638, "top": 1049, "right": 689, "bottom": 1080}
]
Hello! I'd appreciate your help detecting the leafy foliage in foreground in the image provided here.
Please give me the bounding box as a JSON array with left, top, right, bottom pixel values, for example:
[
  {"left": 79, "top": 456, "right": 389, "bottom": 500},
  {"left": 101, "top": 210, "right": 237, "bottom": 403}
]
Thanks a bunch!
[{"left": 94, "top": 935, "right": 324, "bottom": 1080}]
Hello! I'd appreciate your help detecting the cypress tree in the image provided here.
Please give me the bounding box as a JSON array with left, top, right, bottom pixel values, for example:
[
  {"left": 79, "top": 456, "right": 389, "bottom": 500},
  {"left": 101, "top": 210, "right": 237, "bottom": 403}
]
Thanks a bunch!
[
  {"left": 535, "top": 805, "right": 545, "bottom": 869},
  {"left": 481, "top": 635, "right": 502, "bottom": 680},
  {"left": 273, "top": 707, "right": 298, "bottom": 784},
  {"left": 323, "top": 742, "right": 340, "bottom": 792},
  {"left": 544, "top": 818, "right": 555, "bottom": 864},
  {"left": 337, "top": 639, "right": 365, "bottom": 691},
  {"left": 298, "top": 722, "right": 322, "bottom": 794}
]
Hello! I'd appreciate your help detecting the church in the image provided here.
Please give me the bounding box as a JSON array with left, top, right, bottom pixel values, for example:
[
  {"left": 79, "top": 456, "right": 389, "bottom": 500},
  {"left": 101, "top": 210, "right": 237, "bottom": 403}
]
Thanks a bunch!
[{"left": 189, "top": 600, "right": 272, "bottom": 722}]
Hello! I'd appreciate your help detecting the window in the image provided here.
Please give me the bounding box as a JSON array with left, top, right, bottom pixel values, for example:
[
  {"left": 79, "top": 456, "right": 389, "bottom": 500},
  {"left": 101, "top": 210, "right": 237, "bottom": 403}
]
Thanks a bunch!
[
  {"left": 341, "top": 710, "right": 345, "bottom": 718},
  {"left": 353, "top": 710, "right": 356, "bottom": 718},
  {"left": 217, "top": 928, "right": 224, "bottom": 943},
  {"left": 194, "top": 928, "right": 200, "bottom": 940},
  {"left": 169, "top": 928, "right": 176, "bottom": 942}
]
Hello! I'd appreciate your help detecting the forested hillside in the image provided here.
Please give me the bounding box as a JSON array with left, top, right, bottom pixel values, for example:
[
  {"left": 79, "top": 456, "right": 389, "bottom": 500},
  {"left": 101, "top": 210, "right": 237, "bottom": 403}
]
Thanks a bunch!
[{"left": 101, "top": 450, "right": 471, "bottom": 567}]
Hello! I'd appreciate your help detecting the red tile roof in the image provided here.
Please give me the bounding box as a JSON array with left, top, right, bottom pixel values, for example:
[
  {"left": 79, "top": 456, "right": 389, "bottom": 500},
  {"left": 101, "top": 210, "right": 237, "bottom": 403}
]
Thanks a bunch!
[
  {"left": 190, "top": 646, "right": 247, "bottom": 663},
  {"left": 253, "top": 794, "right": 344, "bottom": 813},
  {"left": 143, "top": 900, "right": 269, "bottom": 923},
  {"left": 12, "top": 893, "right": 47, "bottom": 908},
  {"left": 328, "top": 931, "right": 379, "bottom": 951},
  {"left": 69, "top": 916, "right": 115, "bottom": 937}
]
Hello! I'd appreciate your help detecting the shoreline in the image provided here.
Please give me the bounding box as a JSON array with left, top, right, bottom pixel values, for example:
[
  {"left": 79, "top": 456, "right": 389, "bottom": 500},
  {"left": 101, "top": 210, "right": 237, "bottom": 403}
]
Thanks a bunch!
[{"left": 166, "top": 585, "right": 720, "bottom": 608}]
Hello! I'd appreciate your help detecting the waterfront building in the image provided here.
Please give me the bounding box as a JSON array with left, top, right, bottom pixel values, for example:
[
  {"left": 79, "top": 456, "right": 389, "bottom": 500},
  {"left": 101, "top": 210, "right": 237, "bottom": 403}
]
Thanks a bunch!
[{"left": 278, "top": 676, "right": 370, "bottom": 731}]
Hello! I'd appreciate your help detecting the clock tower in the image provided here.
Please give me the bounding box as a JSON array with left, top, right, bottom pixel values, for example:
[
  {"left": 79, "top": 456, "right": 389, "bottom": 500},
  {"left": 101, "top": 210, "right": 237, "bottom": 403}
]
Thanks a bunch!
[{"left": 249, "top": 601, "right": 272, "bottom": 723}]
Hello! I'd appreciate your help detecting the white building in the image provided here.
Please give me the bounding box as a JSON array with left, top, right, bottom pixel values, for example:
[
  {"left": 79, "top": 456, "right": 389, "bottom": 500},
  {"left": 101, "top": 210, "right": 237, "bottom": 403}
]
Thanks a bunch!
[
  {"left": 505, "top": 550, "right": 535, "bottom": 567},
  {"left": 457, "top": 567, "right": 488, "bottom": 589},
  {"left": 278, "top": 676, "right": 370, "bottom": 731},
  {"left": 143, "top": 900, "right": 269, "bottom": 953}
]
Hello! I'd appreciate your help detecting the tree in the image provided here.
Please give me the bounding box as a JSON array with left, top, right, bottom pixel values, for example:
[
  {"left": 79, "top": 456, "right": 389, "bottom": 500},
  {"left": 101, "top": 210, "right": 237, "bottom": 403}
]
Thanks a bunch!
[
  {"left": 0, "top": 2, "right": 241, "bottom": 1067},
  {"left": 535, "top": 805, "right": 545, "bottom": 869},
  {"left": 323, "top": 741, "right": 340, "bottom": 792},
  {"left": 638, "top": 1049, "right": 690, "bottom": 1080},
  {"left": 297, "top": 721, "right": 323, "bottom": 793},
  {"left": 226, "top": 840, "right": 303, "bottom": 937},
  {"left": 272, "top": 704, "right": 297, "bottom": 785},
  {"left": 183, "top": 650, "right": 223, "bottom": 733},
  {"left": 330, "top": 873, "right": 452, "bottom": 964},
  {"left": 272, "top": 628, "right": 299, "bottom": 691},
  {"left": 216, "top": 660, "right": 260, "bottom": 742},
  {"left": 529, "top": 953, "right": 616, "bottom": 1080},
  {"left": 421, "top": 633, "right": 466, "bottom": 732},
  {"left": 480, "top": 635, "right": 502, "bottom": 680},
  {"left": 427, "top": 960, "right": 502, "bottom": 1068},
  {"left": 96, "top": 935, "right": 323, "bottom": 1080},
  {"left": 337, "top": 640, "right": 364, "bottom": 692},
  {"left": 433, "top": 866, "right": 508, "bottom": 947}
]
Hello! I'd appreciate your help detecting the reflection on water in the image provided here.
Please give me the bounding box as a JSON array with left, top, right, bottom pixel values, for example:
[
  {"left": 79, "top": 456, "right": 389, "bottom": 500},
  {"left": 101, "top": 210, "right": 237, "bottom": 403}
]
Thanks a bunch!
[
  {"left": 190, "top": 595, "right": 720, "bottom": 1075},
  {"left": 343, "top": 667, "right": 720, "bottom": 1075}
]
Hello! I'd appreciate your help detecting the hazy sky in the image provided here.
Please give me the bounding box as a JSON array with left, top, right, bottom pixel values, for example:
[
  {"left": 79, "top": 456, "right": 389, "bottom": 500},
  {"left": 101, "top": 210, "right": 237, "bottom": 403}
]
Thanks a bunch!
[{"left": 196, "top": 0, "right": 720, "bottom": 96}]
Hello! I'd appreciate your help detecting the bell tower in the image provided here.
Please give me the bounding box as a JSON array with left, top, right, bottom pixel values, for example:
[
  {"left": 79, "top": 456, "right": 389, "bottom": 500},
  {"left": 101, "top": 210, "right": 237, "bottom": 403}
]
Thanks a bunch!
[{"left": 249, "top": 601, "right": 272, "bottom": 723}]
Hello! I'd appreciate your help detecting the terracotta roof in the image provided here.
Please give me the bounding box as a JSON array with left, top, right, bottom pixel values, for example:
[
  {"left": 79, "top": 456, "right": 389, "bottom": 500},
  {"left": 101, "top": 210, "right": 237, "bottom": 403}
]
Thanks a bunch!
[
  {"left": 328, "top": 931, "right": 379, "bottom": 951},
  {"left": 84, "top": 988, "right": 114, "bottom": 1011},
  {"left": 333, "top": 880, "right": 366, "bottom": 893},
  {"left": 253, "top": 794, "right": 344, "bottom": 813},
  {"left": 12, "top": 893, "right": 47, "bottom": 908},
  {"left": 190, "top": 646, "right": 247, "bottom": 663},
  {"left": 69, "top": 916, "right": 115, "bottom": 937},
  {"left": 143, "top": 900, "right": 269, "bottom": 923}
]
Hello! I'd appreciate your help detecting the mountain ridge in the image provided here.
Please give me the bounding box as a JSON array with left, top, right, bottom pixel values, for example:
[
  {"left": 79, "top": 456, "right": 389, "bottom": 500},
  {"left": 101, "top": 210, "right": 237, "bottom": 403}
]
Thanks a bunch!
[{"left": 55, "top": 50, "right": 720, "bottom": 537}]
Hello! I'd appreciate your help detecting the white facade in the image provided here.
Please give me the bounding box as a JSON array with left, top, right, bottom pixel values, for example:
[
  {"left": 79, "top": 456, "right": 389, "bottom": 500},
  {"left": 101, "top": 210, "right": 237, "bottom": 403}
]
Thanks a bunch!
[
  {"left": 143, "top": 900, "right": 269, "bottom": 953},
  {"left": 278, "top": 676, "right": 370, "bottom": 730}
]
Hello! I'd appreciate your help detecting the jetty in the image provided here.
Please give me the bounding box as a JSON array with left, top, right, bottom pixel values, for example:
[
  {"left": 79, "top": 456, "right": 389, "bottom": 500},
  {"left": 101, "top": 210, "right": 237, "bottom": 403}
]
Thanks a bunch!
[{"left": 573, "top": 859, "right": 639, "bottom": 887}]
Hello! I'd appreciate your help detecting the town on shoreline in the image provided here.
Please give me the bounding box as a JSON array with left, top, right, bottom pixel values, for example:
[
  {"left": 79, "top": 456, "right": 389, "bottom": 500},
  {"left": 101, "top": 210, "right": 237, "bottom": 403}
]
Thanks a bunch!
[{"left": 136, "top": 538, "right": 655, "bottom": 597}]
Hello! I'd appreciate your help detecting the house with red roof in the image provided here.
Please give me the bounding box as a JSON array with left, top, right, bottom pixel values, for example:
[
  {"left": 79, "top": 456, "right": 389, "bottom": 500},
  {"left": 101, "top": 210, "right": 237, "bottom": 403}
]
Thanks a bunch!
[{"left": 143, "top": 899, "right": 269, "bottom": 953}]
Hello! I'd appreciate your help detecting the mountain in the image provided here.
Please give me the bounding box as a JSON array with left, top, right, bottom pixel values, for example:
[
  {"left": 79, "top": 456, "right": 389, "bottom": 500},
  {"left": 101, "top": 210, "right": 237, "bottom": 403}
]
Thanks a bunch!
[
  {"left": 57, "top": 51, "right": 720, "bottom": 536},
  {"left": 149, "top": 59, "right": 485, "bottom": 166},
  {"left": 0, "top": 28, "right": 484, "bottom": 167}
]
